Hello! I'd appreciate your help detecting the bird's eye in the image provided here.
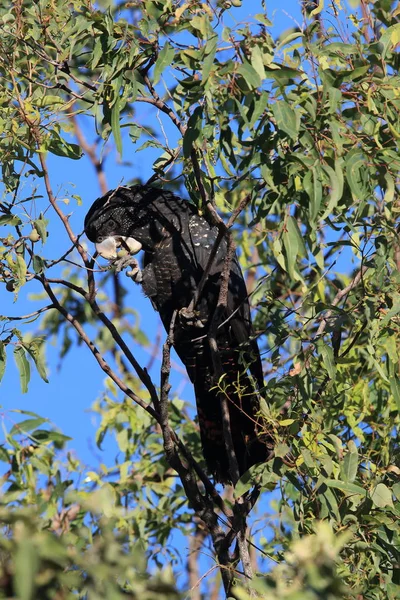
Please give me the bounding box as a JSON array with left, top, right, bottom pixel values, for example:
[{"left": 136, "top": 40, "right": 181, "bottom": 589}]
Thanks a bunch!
[{"left": 108, "top": 219, "right": 116, "bottom": 230}]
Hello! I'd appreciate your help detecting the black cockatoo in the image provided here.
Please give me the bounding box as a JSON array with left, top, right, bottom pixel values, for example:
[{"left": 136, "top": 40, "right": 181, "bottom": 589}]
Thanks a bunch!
[{"left": 84, "top": 185, "right": 267, "bottom": 482}]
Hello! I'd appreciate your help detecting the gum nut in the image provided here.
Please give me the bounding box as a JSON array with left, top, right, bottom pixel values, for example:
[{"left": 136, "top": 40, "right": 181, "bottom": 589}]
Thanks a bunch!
[
  {"left": 121, "top": 236, "right": 142, "bottom": 254},
  {"left": 29, "top": 229, "right": 40, "bottom": 242},
  {"left": 96, "top": 237, "right": 118, "bottom": 259}
]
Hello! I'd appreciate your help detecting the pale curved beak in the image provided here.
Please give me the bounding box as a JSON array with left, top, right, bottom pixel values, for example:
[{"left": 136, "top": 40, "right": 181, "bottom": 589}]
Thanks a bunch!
[
  {"left": 96, "top": 236, "right": 142, "bottom": 259},
  {"left": 120, "top": 236, "right": 142, "bottom": 254},
  {"left": 96, "top": 237, "right": 118, "bottom": 259}
]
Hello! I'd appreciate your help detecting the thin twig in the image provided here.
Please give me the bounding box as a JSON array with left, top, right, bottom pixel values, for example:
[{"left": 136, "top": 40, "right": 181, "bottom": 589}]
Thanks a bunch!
[
  {"left": 40, "top": 277, "right": 159, "bottom": 421},
  {"left": 315, "top": 264, "right": 369, "bottom": 338},
  {"left": 2, "top": 305, "right": 55, "bottom": 321}
]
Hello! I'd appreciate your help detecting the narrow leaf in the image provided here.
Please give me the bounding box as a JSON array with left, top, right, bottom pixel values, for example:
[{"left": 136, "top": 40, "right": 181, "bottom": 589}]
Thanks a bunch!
[
  {"left": 153, "top": 42, "right": 175, "bottom": 84},
  {"left": 14, "top": 538, "right": 39, "bottom": 600},
  {"left": 15, "top": 254, "right": 27, "bottom": 286},
  {"left": 13, "top": 346, "right": 31, "bottom": 394},
  {"left": 0, "top": 341, "right": 6, "bottom": 383},
  {"left": 25, "top": 342, "right": 48, "bottom": 383},
  {"left": 390, "top": 376, "right": 400, "bottom": 412},
  {"left": 202, "top": 35, "right": 218, "bottom": 84},
  {"left": 319, "top": 342, "right": 336, "bottom": 380},
  {"left": 31, "top": 430, "right": 72, "bottom": 444},
  {"left": 321, "top": 160, "right": 344, "bottom": 219},
  {"left": 346, "top": 150, "right": 368, "bottom": 200},
  {"left": 341, "top": 441, "right": 358, "bottom": 482},
  {"left": 111, "top": 99, "right": 122, "bottom": 157},
  {"left": 10, "top": 417, "right": 47, "bottom": 436},
  {"left": 310, "top": 0, "right": 324, "bottom": 16},
  {"left": 324, "top": 479, "right": 366, "bottom": 496}
]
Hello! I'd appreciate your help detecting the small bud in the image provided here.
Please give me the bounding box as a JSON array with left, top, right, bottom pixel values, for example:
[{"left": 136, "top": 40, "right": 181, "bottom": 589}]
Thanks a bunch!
[{"left": 6, "top": 280, "right": 15, "bottom": 292}]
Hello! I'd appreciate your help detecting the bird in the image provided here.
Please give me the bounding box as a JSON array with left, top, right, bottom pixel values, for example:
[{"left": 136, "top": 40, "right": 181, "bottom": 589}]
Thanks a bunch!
[{"left": 84, "top": 184, "right": 267, "bottom": 483}]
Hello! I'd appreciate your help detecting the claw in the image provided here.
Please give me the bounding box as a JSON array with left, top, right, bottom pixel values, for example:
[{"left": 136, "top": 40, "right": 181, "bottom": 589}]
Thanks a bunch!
[{"left": 179, "top": 307, "right": 207, "bottom": 329}]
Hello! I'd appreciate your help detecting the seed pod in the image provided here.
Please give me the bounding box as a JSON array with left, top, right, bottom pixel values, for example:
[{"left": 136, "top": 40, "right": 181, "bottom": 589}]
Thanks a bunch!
[{"left": 29, "top": 228, "right": 40, "bottom": 242}]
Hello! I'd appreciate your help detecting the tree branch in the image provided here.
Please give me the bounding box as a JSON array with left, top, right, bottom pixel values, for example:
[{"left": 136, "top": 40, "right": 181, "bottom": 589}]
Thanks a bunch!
[{"left": 40, "top": 276, "right": 160, "bottom": 422}]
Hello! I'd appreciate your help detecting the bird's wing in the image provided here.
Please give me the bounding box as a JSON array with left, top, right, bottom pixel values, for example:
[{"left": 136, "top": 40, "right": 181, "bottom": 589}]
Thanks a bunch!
[{"left": 187, "top": 214, "right": 263, "bottom": 384}]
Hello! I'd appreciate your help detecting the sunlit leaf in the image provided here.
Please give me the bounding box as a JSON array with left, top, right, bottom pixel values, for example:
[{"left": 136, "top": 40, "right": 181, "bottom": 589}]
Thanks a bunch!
[
  {"left": 13, "top": 346, "right": 30, "bottom": 394},
  {"left": 10, "top": 417, "right": 48, "bottom": 436},
  {"left": 0, "top": 341, "right": 6, "bottom": 383},
  {"left": 371, "top": 483, "right": 394, "bottom": 508},
  {"left": 153, "top": 42, "right": 175, "bottom": 85}
]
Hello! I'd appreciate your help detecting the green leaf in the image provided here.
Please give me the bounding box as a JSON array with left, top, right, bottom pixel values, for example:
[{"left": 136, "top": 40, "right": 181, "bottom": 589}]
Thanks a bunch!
[
  {"left": 346, "top": 150, "right": 368, "bottom": 200},
  {"left": 324, "top": 479, "right": 366, "bottom": 496},
  {"left": 153, "top": 42, "right": 175, "bottom": 85},
  {"left": 328, "top": 87, "right": 342, "bottom": 114},
  {"left": 272, "top": 100, "right": 299, "bottom": 140},
  {"left": 15, "top": 254, "right": 27, "bottom": 286},
  {"left": 13, "top": 346, "right": 31, "bottom": 394},
  {"left": 393, "top": 483, "right": 400, "bottom": 499},
  {"left": 380, "top": 23, "right": 400, "bottom": 59},
  {"left": 0, "top": 446, "right": 9, "bottom": 462},
  {"left": 0, "top": 214, "right": 22, "bottom": 226},
  {"left": 33, "top": 217, "right": 48, "bottom": 244},
  {"left": 250, "top": 44, "right": 266, "bottom": 80},
  {"left": 47, "top": 133, "right": 82, "bottom": 160},
  {"left": 190, "top": 14, "right": 213, "bottom": 38},
  {"left": 371, "top": 483, "right": 394, "bottom": 508},
  {"left": 34, "top": 95, "right": 64, "bottom": 107},
  {"left": 321, "top": 160, "right": 344, "bottom": 219},
  {"left": 390, "top": 376, "right": 400, "bottom": 412},
  {"left": 10, "top": 417, "right": 47, "bottom": 436},
  {"left": 319, "top": 341, "right": 336, "bottom": 380},
  {"left": 282, "top": 220, "right": 298, "bottom": 280},
  {"left": 183, "top": 106, "right": 203, "bottom": 157},
  {"left": 202, "top": 35, "right": 218, "bottom": 85},
  {"left": 111, "top": 98, "right": 122, "bottom": 157},
  {"left": 341, "top": 441, "right": 358, "bottom": 482},
  {"left": 238, "top": 61, "right": 262, "bottom": 90},
  {"left": 0, "top": 341, "right": 6, "bottom": 383},
  {"left": 310, "top": 0, "right": 324, "bottom": 15},
  {"left": 31, "top": 429, "right": 72, "bottom": 444},
  {"left": 25, "top": 341, "right": 48, "bottom": 383},
  {"left": 14, "top": 538, "right": 39, "bottom": 600},
  {"left": 383, "top": 172, "right": 395, "bottom": 204},
  {"left": 275, "top": 442, "right": 290, "bottom": 458},
  {"left": 309, "top": 167, "right": 323, "bottom": 222},
  {"left": 276, "top": 31, "right": 304, "bottom": 50},
  {"left": 380, "top": 298, "right": 400, "bottom": 327},
  {"left": 321, "top": 487, "right": 340, "bottom": 521},
  {"left": 33, "top": 255, "right": 45, "bottom": 274},
  {"left": 235, "top": 462, "right": 267, "bottom": 497},
  {"left": 286, "top": 215, "right": 307, "bottom": 257}
]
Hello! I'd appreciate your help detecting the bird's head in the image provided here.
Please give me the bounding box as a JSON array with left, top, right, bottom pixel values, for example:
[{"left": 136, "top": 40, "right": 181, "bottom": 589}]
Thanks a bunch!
[{"left": 84, "top": 184, "right": 181, "bottom": 259}]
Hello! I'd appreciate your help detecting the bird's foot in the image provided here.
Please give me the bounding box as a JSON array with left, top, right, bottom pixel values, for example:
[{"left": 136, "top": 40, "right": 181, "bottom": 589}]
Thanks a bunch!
[
  {"left": 179, "top": 306, "right": 207, "bottom": 329},
  {"left": 111, "top": 254, "right": 143, "bottom": 283}
]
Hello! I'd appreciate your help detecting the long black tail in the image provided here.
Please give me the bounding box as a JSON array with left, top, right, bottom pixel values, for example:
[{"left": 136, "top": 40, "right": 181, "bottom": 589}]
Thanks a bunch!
[{"left": 193, "top": 363, "right": 266, "bottom": 483}]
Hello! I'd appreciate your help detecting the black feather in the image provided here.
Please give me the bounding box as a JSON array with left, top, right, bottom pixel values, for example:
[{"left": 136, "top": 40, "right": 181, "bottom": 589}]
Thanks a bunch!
[{"left": 85, "top": 185, "right": 268, "bottom": 482}]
